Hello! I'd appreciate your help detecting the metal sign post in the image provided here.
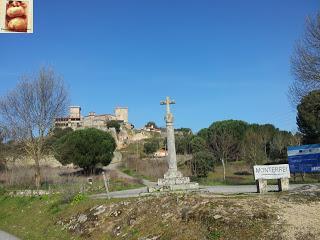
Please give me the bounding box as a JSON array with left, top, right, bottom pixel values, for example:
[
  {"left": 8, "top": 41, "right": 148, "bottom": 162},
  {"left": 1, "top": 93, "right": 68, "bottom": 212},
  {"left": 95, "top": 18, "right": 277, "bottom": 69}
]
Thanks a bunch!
[
  {"left": 102, "top": 171, "right": 110, "bottom": 199},
  {"left": 288, "top": 144, "right": 320, "bottom": 173}
]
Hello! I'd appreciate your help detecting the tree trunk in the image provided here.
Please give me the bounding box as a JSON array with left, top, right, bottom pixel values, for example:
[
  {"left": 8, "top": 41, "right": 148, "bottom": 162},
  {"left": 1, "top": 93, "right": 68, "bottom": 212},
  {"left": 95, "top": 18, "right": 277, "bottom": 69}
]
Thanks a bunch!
[
  {"left": 221, "top": 158, "right": 226, "bottom": 181},
  {"left": 34, "top": 139, "right": 43, "bottom": 190},
  {"left": 34, "top": 156, "right": 41, "bottom": 189},
  {"left": 301, "top": 172, "right": 305, "bottom": 182}
]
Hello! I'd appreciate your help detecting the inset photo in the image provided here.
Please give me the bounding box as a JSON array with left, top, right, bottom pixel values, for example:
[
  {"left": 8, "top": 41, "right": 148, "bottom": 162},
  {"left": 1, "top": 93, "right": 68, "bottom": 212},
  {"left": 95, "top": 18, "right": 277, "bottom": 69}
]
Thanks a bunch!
[{"left": 1, "top": 0, "right": 33, "bottom": 33}]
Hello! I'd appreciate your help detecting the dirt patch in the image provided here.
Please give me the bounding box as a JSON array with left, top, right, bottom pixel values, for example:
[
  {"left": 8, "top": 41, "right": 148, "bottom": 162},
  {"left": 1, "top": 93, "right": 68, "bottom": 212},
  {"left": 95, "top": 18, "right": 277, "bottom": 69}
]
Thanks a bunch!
[
  {"left": 280, "top": 201, "right": 320, "bottom": 240},
  {"left": 275, "top": 185, "right": 320, "bottom": 240}
]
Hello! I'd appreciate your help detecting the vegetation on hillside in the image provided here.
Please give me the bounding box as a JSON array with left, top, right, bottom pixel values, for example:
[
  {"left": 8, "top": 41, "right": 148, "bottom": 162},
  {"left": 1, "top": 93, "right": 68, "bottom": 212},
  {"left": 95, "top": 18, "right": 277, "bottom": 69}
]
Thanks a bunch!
[
  {"left": 1, "top": 188, "right": 319, "bottom": 240},
  {"left": 106, "top": 120, "right": 121, "bottom": 133},
  {"left": 171, "top": 120, "right": 299, "bottom": 179}
]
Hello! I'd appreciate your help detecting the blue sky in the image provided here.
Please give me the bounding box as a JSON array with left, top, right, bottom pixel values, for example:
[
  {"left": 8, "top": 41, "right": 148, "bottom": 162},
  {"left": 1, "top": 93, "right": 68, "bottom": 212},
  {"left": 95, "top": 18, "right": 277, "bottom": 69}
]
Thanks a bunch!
[{"left": 0, "top": 0, "right": 319, "bottom": 132}]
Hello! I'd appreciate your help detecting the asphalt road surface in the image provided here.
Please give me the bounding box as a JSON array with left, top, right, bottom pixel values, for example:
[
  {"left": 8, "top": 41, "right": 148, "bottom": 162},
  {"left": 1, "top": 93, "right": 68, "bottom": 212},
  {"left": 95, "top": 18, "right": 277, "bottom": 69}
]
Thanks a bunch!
[
  {"left": 91, "top": 184, "right": 309, "bottom": 199},
  {"left": 96, "top": 153, "right": 310, "bottom": 199},
  {"left": 0, "top": 231, "right": 20, "bottom": 240}
]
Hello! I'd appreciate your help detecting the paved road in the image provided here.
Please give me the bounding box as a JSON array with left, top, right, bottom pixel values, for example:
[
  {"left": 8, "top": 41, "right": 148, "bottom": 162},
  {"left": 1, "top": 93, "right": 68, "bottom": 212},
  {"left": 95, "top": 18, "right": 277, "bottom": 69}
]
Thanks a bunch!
[
  {"left": 96, "top": 153, "right": 312, "bottom": 199},
  {"left": 0, "top": 231, "right": 20, "bottom": 240},
  {"left": 91, "top": 184, "right": 311, "bottom": 199},
  {"left": 203, "top": 183, "right": 307, "bottom": 194}
]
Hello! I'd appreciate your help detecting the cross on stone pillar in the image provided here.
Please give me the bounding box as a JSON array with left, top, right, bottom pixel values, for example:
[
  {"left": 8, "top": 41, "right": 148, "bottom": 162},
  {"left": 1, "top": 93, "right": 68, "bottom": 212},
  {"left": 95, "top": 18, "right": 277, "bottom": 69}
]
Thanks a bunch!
[
  {"left": 147, "top": 96, "right": 199, "bottom": 192},
  {"left": 160, "top": 96, "right": 175, "bottom": 116}
]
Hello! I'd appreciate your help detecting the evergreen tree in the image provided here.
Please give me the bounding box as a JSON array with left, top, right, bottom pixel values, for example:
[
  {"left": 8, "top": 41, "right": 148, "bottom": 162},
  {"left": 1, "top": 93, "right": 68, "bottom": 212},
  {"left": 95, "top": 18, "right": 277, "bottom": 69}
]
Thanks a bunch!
[{"left": 297, "top": 90, "right": 320, "bottom": 144}]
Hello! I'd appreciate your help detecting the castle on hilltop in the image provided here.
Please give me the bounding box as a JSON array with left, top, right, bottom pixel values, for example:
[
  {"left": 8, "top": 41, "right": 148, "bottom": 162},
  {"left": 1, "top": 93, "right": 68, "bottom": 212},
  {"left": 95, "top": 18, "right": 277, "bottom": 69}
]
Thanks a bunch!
[{"left": 54, "top": 106, "right": 132, "bottom": 130}]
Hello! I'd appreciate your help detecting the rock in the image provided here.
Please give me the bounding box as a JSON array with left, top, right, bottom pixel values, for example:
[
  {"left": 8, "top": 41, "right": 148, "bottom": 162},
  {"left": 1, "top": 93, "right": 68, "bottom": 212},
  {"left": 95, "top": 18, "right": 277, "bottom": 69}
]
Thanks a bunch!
[
  {"left": 139, "top": 236, "right": 161, "bottom": 240},
  {"left": 78, "top": 214, "right": 87, "bottom": 223},
  {"left": 94, "top": 205, "right": 106, "bottom": 216},
  {"left": 128, "top": 216, "right": 136, "bottom": 226},
  {"left": 111, "top": 210, "right": 122, "bottom": 217},
  {"left": 113, "top": 225, "right": 122, "bottom": 236},
  {"left": 181, "top": 207, "right": 191, "bottom": 222},
  {"left": 214, "top": 214, "right": 222, "bottom": 220}
]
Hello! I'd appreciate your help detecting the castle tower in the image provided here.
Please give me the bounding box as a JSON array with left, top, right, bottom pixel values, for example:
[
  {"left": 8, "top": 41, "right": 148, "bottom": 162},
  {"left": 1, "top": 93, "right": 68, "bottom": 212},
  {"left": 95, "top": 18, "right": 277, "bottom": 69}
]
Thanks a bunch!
[
  {"left": 69, "top": 106, "right": 81, "bottom": 119},
  {"left": 115, "top": 107, "right": 128, "bottom": 123}
]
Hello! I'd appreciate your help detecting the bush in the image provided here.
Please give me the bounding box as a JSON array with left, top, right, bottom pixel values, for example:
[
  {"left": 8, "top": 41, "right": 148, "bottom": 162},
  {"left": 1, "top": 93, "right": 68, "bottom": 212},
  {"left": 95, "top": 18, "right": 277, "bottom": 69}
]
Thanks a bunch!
[
  {"left": 190, "top": 151, "right": 214, "bottom": 178},
  {"left": 60, "top": 184, "right": 81, "bottom": 204},
  {"left": 54, "top": 128, "right": 116, "bottom": 174},
  {"left": 71, "top": 193, "right": 87, "bottom": 205},
  {"left": 234, "top": 171, "right": 252, "bottom": 176},
  {"left": 143, "top": 138, "right": 159, "bottom": 155},
  {"left": 106, "top": 120, "right": 121, "bottom": 133},
  {"left": 0, "top": 186, "right": 6, "bottom": 195}
]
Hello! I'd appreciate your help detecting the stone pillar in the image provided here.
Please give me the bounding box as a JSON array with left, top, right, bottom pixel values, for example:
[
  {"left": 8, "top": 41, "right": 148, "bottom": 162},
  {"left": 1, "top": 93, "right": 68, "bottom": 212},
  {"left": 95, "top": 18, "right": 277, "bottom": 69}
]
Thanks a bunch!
[
  {"left": 163, "top": 112, "right": 182, "bottom": 179},
  {"left": 278, "top": 178, "right": 289, "bottom": 191},
  {"left": 256, "top": 179, "right": 268, "bottom": 194}
]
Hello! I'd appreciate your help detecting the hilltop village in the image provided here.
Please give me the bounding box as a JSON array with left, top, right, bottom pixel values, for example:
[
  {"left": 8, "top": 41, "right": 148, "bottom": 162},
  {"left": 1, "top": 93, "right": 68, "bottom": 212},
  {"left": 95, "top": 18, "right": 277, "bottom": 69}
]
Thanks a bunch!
[{"left": 54, "top": 106, "right": 158, "bottom": 149}]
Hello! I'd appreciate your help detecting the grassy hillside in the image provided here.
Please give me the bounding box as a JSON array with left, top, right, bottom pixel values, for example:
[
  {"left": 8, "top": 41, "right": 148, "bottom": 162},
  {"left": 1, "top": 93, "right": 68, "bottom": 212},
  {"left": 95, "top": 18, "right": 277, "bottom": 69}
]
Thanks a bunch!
[
  {"left": 1, "top": 187, "right": 320, "bottom": 240},
  {"left": 0, "top": 193, "right": 278, "bottom": 240}
]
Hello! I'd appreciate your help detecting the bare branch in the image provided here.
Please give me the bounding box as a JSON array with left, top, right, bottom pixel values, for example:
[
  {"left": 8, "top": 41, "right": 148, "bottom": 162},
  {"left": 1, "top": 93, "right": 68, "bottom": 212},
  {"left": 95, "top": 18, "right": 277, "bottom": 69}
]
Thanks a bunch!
[{"left": 290, "top": 12, "right": 320, "bottom": 106}]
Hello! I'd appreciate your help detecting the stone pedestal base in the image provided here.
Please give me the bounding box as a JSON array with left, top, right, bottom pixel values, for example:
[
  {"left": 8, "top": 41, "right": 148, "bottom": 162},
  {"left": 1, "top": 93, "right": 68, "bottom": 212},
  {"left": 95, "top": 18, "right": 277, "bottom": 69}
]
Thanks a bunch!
[
  {"left": 163, "top": 169, "right": 183, "bottom": 179},
  {"left": 256, "top": 179, "right": 268, "bottom": 194},
  {"left": 148, "top": 176, "right": 199, "bottom": 192},
  {"left": 278, "top": 178, "right": 289, "bottom": 191},
  {"left": 158, "top": 176, "right": 190, "bottom": 186}
]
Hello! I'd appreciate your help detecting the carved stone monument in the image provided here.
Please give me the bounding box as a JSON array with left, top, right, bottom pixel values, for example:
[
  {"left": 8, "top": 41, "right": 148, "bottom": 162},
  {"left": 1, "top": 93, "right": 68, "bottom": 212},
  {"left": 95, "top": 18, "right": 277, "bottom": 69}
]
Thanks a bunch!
[{"left": 148, "top": 97, "right": 199, "bottom": 192}]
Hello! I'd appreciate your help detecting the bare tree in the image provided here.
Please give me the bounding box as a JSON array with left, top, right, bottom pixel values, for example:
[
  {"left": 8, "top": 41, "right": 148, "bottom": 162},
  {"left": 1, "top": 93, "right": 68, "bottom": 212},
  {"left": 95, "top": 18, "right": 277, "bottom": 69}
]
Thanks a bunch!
[
  {"left": 0, "top": 67, "right": 69, "bottom": 188},
  {"left": 207, "top": 128, "right": 238, "bottom": 181},
  {"left": 290, "top": 12, "right": 320, "bottom": 106},
  {"left": 243, "top": 128, "right": 266, "bottom": 168}
]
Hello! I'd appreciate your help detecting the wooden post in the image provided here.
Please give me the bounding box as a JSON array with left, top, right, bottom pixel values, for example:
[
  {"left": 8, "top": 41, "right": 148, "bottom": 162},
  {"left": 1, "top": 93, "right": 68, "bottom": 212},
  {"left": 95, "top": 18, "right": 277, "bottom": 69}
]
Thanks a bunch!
[{"left": 102, "top": 172, "right": 110, "bottom": 199}]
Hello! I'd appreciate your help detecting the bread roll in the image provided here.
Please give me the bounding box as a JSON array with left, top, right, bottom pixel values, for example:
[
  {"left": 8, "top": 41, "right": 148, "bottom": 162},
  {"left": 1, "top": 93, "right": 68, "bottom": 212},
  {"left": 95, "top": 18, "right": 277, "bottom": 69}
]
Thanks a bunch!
[
  {"left": 7, "top": 6, "right": 25, "bottom": 18},
  {"left": 8, "top": 17, "right": 27, "bottom": 32}
]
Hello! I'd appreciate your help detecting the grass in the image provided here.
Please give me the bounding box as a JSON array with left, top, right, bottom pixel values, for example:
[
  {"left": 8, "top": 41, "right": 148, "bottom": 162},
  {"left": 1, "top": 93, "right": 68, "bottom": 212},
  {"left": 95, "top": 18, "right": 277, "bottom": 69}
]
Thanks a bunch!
[
  {"left": 0, "top": 193, "right": 127, "bottom": 240},
  {"left": 0, "top": 195, "right": 79, "bottom": 239},
  {"left": 69, "top": 177, "right": 144, "bottom": 194},
  {"left": 120, "top": 166, "right": 154, "bottom": 181},
  {"left": 1, "top": 170, "right": 144, "bottom": 196},
  {"left": 0, "top": 189, "right": 314, "bottom": 240}
]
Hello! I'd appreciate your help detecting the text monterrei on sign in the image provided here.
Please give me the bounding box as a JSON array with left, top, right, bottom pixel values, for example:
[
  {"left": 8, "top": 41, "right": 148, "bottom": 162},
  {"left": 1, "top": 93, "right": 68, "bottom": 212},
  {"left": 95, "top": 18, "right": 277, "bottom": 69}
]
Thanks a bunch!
[
  {"left": 253, "top": 164, "right": 290, "bottom": 180},
  {"left": 287, "top": 144, "right": 320, "bottom": 173}
]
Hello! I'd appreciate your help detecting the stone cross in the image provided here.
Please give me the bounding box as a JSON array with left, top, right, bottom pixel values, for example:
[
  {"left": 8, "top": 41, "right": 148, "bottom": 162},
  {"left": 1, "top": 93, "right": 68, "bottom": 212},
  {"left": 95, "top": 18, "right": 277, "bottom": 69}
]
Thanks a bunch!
[
  {"left": 160, "top": 96, "right": 182, "bottom": 179},
  {"left": 160, "top": 96, "right": 175, "bottom": 115},
  {"left": 147, "top": 97, "right": 199, "bottom": 192}
]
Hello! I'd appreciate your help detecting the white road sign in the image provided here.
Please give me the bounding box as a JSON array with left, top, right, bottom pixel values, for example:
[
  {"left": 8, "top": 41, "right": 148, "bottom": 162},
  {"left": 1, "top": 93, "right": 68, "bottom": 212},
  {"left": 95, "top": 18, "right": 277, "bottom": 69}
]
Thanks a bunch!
[{"left": 253, "top": 164, "right": 290, "bottom": 180}]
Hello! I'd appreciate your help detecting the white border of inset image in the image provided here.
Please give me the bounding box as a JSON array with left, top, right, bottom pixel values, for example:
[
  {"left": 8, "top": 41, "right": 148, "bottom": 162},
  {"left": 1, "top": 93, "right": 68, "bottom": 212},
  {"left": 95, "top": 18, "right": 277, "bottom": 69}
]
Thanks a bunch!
[{"left": 0, "top": 0, "right": 33, "bottom": 33}]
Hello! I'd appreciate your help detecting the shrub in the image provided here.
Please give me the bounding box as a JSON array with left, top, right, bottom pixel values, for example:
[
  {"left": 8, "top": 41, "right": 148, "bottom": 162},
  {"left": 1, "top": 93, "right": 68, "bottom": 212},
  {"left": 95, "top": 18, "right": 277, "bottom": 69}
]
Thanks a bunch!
[
  {"left": 60, "top": 185, "right": 80, "bottom": 204},
  {"left": 0, "top": 186, "right": 6, "bottom": 195},
  {"left": 54, "top": 128, "right": 116, "bottom": 174},
  {"left": 106, "top": 120, "right": 121, "bottom": 133},
  {"left": 190, "top": 151, "right": 214, "bottom": 178},
  {"left": 234, "top": 171, "right": 252, "bottom": 176},
  {"left": 71, "top": 193, "right": 87, "bottom": 205},
  {"left": 143, "top": 138, "right": 159, "bottom": 155}
]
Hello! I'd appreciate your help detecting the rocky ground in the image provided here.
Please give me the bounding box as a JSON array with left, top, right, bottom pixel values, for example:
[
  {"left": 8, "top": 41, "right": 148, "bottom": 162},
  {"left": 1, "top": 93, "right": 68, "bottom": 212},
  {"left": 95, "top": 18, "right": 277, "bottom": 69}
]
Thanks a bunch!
[{"left": 57, "top": 184, "right": 320, "bottom": 240}]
